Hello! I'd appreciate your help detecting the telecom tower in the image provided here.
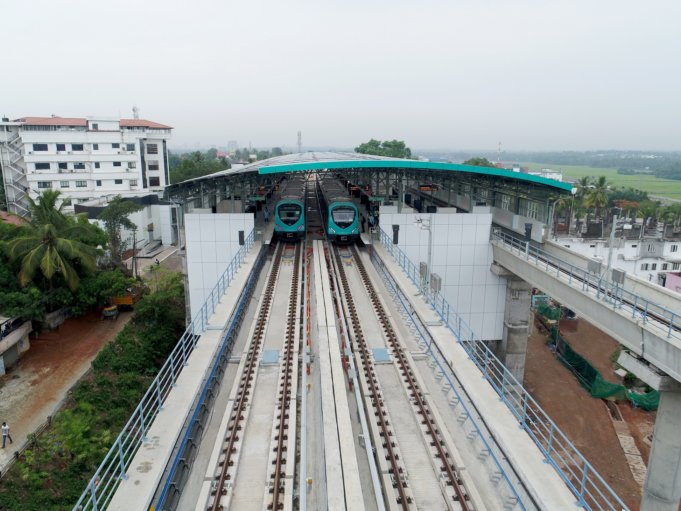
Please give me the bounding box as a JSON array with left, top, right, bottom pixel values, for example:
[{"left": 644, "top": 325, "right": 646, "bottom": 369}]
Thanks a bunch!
[{"left": 297, "top": 131, "right": 302, "bottom": 153}]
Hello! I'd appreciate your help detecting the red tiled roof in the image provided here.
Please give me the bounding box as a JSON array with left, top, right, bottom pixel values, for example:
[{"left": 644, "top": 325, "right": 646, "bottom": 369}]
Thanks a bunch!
[
  {"left": 13, "top": 116, "right": 172, "bottom": 129},
  {"left": 16, "top": 116, "right": 87, "bottom": 126},
  {"left": 120, "top": 119, "right": 173, "bottom": 129},
  {"left": 0, "top": 211, "right": 27, "bottom": 226}
]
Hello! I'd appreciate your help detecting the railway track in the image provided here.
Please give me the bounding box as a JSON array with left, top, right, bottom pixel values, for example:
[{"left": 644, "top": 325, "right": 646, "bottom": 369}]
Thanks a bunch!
[
  {"left": 329, "top": 243, "right": 476, "bottom": 510},
  {"left": 266, "top": 242, "right": 302, "bottom": 510},
  {"left": 206, "top": 241, "right": 303, "bottom": 511}
]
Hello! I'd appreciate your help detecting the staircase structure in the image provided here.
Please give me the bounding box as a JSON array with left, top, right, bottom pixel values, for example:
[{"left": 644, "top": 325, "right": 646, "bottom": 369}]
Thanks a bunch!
[{"left": 0, "top": 122, "right": 30, "bottom": 217}]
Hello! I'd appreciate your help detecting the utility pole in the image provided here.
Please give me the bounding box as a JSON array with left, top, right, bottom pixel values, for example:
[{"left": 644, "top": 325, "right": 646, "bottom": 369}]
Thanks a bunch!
[
  {"left": 131, "top": 227, "right": 138, "bottom": 278},
  {"left": 297, "top": 131, "right": 302, "bottom": 154}
]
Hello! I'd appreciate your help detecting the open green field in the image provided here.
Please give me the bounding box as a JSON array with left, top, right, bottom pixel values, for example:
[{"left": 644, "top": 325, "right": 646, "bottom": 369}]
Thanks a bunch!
[{"left": 522, "top": 163, "right": 681, "bottom": 201}]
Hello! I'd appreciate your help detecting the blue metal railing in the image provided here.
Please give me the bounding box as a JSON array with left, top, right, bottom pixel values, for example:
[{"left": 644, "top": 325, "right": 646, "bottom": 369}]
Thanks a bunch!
[
  {"left": 377, "top": 228, "right": 629, "bottom": 511},
  {"left": 73, "top": 231, "right": 256, "bottom": 511},
  {"left": 491, "top": 229, "right": 680, "bottom": 340}
]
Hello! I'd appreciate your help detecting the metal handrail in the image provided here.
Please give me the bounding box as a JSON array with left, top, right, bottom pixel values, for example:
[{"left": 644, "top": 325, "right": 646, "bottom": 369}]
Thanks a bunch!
[
  {"left": 73, "top": 231, "right": 256, "bottom": 511},
  {"left": 378, "top": 228, "right": 629, "bottom": 511},
  {"left": 491, "top": 229, "right": 680, "bottom": 339}
]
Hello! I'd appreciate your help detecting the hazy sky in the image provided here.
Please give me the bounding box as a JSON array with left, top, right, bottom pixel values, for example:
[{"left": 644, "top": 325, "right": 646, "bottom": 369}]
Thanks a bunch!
[{"left": 3, "top": 0, "right": 680, "bottom": 151}]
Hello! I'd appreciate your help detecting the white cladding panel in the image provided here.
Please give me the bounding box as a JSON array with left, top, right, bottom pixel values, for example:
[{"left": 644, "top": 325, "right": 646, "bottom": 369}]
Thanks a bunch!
[
  {"left": 185, "top": 214, "right": 254, "bottom": 318},
  {"left": 379, "top": 210, "right": 505, "bottom": 340}
]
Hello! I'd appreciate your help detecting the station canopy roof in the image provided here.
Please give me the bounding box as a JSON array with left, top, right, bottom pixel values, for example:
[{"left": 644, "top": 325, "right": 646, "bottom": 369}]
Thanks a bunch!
[{"left": 174, "top": 151, "right": 573, "bottom": 193}]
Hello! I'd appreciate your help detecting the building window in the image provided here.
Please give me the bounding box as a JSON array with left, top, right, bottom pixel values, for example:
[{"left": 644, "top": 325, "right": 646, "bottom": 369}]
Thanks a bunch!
[
  {"left": 648, "top": 244, "right": 655, "bottom": 252},
  {"left": 114, "top": 179, "right": 123, "bottom": 185},
  {"left": 74, "top": 163, "right": 85, "bottom": 170},
  {"left": 60, "top": 181, "right": 69, "bottom": 188},
  {"left": 674, "top": 263, "right": 680, "bottom": 271},
  {"left": 641, "top": 263, "right": 649, "bottom": 270},
  {"left": 147, "top": 143, "right": 158, "bottom": 154},
  {"left": 149, "top": 177, "right": 160, "bottom": 186},
  {"left": 113, "top": 161, "right": 122, "bottom": 167},
  {"left": 95, "top": 162, "right": 100, "bottom": 169},
  {"left": 35, "top": 163, "right": 50, "bottom": 170},
  {"left": 32, "top": 143, "right": 48, "bottom": 151},
  {"left": 58, "top": 162, "right": 67, "bottom": 170},
  {"left": 662, "top": 263, "right": 669, "bottom": 270},
  {"left": 130, "top": 179, "right": 138, "bottom": 187},
  {"left": 96, "top": 180, "right": 102, "bottom": 186},
  {"left": 56, "top": 143, "right": 66, "bottom": 151},
  {"left": 589, "top": 244, "right": 596, "bottom": 248},
  {"left": 672, "top": 245, "right": 678, "bottom": 253},
  {"left": 631, "top": 244, "right": 638, "bottom": 248},
  {"left": 75, "top": 180, "right": 87, "bottom": 188},
  {"left": 651, "top": 263, "right": 657, "bottom": 270},
  {"left": 71, "top": 144, "right": 84, "bottom": 151},
  {"left": 128, "top": 161, "right": 136, "bottom": 169},
  {"left": 92, "top": 143, "right": 99, "bottom": 150},
  {"left": 148, "top": 161, "right": 160, "bottom": 171},
  {"left": 92, "top": 123, "right": 98, "bottom": 130},
  {"left": 37, "top": 181, "right": 52, "bottom": 189},
  {"left": 126, "top": 143, "right": 135, "bottom": 151},
  {"left": 112, "top": 143, "right": 120, "bottom": 149}
]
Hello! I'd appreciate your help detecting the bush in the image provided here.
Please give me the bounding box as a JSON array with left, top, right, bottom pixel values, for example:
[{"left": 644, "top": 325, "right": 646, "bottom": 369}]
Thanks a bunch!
[{"left": 0, "top": 272, "right": 186, "bottom": 510}]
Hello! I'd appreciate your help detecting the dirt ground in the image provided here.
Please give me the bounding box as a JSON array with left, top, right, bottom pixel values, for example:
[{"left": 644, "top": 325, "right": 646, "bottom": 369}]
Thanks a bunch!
[
  {"left": 524, "top": 317, "right": 647, "bottom": 510},
  {"left": 0, "top": 310, "right": 131, "bottom": 471}
]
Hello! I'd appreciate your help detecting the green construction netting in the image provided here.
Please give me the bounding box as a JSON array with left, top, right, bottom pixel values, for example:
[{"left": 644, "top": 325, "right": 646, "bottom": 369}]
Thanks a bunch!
[
  {"left": 549, "top": 326, "right": 659, "bottom": 410},
  {"left": 536, "top": 303, "right": 561, "bottom": 321}
]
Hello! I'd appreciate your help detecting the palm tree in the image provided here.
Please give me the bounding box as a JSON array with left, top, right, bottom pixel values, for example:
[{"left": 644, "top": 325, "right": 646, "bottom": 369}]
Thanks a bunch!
[
  {"left": 6, "top": 191, "right": 97, "bottom": 291},
  {"left": 26, "top": 189, "right": 70, "bottom": 229},
  {"left": 585, "top": 176, "right": 609, "bottom": 220},
  {"left": 553, "top": 195, "right": 574, "bottom": 235}
]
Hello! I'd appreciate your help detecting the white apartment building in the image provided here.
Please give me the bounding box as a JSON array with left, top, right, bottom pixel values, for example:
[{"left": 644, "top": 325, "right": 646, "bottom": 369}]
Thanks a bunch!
[
  {"left": 0, "top": 115, "right": 172, "bottom": 216},
  {"left": 555, "top": 236, "right": 681, "bottom": 285}
]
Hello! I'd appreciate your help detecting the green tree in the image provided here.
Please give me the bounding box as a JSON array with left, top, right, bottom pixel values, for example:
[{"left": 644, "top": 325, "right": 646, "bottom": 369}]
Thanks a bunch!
[
  {"left": 169, "top": 150, "right": 232, "bottom": 183},
  {"left": 355, "top": 139, "right": 412, "bottom": 159},
  {"left": 7, "top": 223, "right": 97, "bottom": 291},
  {"left": 637, "top": 200, "right": 659, "bottom": 236},
  {"left": 584, "top": 176, "right": 609, "bottom": 219},
  {"left": 6, "top": 192, "right": 98, "bottom": 291},
  {"left": 98, "top": 196, "right": 144, "bottom": 267},
  {"left": 463, "top": 157, "right": 495, "bottom": 167},
  {"left": 271, "top": 147, "right": 284, "bottom": 157}
]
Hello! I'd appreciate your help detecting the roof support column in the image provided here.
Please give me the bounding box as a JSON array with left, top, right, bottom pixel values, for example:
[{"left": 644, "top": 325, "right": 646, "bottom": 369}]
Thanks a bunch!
[{"left": 499, "top": 275, "right": 532, "bottom": 382}]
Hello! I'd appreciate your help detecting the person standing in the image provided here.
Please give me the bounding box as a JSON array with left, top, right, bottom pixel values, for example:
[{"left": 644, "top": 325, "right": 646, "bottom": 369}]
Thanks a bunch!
[
  {"left": 263, "top": 205, "right": 270, "bottom": 223},
  {"left": 361, "top": 214, "right": 366, "bottom": 233},
  {"left": 2, "top": 422, "right": 13, "bottom": 448}
]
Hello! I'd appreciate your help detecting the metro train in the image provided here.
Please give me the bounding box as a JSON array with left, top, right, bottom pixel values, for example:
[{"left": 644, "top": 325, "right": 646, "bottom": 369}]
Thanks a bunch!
[
  {"left": 273, "top": 175, "right": 307, "bottom": 240},
  {"left": 318, "top": 177, "right": 360, "bottom": 243}
]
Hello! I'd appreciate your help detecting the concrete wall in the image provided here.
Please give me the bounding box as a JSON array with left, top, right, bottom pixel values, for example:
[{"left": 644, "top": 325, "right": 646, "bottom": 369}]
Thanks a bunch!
[
  {"left": 665, "top": 273, "right": 681, "bottom": 294},
  {"left": 185, "top": 213, "right": 254, "bottom": 318},
  {"left": 379, "top": 209, "right": 506, "bottom": 340}
]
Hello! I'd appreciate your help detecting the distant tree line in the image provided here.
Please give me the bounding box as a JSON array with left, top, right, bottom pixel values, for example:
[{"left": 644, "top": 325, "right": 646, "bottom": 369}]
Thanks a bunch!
[
  {"left": 355, "top": 139, "right": 412, "bottom": 159},
  {"left": 169, "top": 147, "right": 286, "bottom": 184}
]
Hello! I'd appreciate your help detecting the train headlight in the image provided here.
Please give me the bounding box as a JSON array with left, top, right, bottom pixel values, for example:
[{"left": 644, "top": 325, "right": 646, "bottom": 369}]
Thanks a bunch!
[
  {"left": 329, "top": 227, "right": 336, "bottom": 234},
  {"left": 297, "top": 225, "right": 304, "bottom": 231}
]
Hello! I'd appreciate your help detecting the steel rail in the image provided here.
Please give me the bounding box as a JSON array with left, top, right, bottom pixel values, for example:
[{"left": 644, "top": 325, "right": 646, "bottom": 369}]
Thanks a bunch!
[
  {"left": 348, "top": 245, "right": 473, "bottom": 510},
  {"left": 208, "top": 241, "right": 284, "bottom": 511},
  {"left": 328, "top": 244, "right": 411, "bottom": 510},
  {"left": 269, "top": 243, "right": 302, "bottom": 509}
]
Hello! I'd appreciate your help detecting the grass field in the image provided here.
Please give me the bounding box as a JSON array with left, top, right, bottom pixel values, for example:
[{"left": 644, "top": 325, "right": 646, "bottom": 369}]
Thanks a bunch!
[{"left": 522, "top": 163, "right": 681, "bottom": 201}]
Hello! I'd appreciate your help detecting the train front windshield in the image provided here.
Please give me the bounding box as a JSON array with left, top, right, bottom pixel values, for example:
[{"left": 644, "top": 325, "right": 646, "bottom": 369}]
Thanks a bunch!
[
  {"left": 332, "top": 207, "right": 356, "bottom": 228},
  {"left": 278, "top": 204, "right": 302, "bottom": 226}
]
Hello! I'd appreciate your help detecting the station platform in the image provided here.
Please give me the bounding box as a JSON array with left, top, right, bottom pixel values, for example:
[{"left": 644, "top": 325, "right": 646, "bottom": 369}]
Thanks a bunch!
[
  {"left": 372, "top": 241, "right": 582, "bottom": 510},
  {"left": 107, "top": 241, "right": 263, "bottom": 511}
]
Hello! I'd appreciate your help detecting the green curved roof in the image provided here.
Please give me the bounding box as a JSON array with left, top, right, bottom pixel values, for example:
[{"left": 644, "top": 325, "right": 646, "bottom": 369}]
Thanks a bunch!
[{"left": 255, "top": 152, "right": 573, "bottom": 192}]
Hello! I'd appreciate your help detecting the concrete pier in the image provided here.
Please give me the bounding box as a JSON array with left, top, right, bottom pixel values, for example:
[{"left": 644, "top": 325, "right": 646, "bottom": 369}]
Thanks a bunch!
[
  {"left": 500, "top": 277, "right": 532, "bottom": 382},
  {"left": 641, "top": 390, "right": 681, "bottom": 511}
]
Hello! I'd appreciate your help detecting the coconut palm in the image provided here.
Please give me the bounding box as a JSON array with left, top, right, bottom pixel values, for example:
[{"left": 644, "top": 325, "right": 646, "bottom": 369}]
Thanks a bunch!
[
  {"left": 7, "top": 224, "right": 97, "bottom": 290},
  {"left": 6, "top": 191, "right": 97, "bottom": 291},
  {"left": 585, "top": 176, "right": 609, "bottom": 220}
]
